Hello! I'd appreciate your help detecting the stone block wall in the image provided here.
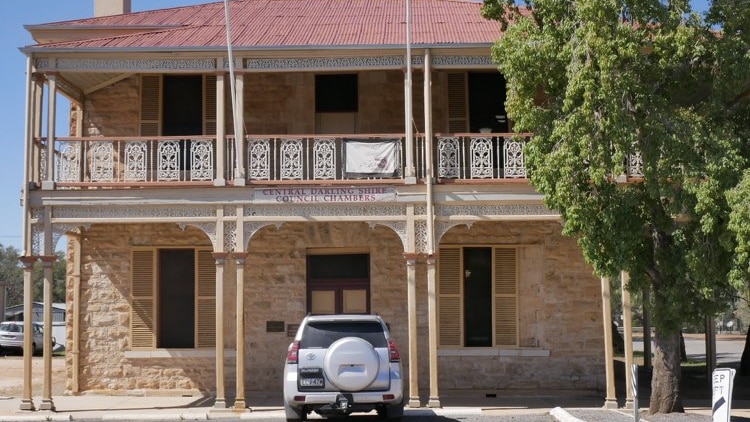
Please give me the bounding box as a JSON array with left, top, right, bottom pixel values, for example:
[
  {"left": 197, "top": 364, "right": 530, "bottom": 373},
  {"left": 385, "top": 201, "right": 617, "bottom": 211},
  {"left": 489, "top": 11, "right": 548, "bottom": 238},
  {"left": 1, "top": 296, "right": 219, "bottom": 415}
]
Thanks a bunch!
[
  {"left": 439, "top": 221, "right": 603, "bottom": 391},
  {"left": 66, "top": 218, "right": 602, "bottom": 395}
]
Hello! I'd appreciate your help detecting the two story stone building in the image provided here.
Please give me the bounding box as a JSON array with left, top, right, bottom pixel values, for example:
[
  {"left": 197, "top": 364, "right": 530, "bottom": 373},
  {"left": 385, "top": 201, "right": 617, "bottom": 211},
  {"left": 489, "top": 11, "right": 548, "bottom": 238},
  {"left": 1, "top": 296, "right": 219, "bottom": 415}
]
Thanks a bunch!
[{"left": 17, "top": 0, "right": 633, "bottom": 412}]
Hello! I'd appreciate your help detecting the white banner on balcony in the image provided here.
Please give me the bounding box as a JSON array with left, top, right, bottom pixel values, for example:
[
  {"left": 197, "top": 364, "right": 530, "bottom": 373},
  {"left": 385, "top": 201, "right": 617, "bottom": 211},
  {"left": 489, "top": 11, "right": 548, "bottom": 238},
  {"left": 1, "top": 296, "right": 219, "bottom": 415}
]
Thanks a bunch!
[
  {"left": 254, "top": 187, "right": 396, "bottom": 204},
  {"left": 344, "top": 138, "right": 400, "bottom": 178}
]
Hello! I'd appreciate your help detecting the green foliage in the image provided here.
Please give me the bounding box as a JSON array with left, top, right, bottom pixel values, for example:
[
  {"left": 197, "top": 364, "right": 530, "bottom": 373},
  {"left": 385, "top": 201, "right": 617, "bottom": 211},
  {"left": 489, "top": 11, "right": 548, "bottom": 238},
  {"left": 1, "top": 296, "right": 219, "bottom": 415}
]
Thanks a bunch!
[
  {"left": 0, "top": 245, "right": 67, "bottom": 309},
  {"left": 0, "top": 245, "right": 23, "bottom": 307},
  {"left": 483, "top": 0, "right": 750, "bottom": 335}
]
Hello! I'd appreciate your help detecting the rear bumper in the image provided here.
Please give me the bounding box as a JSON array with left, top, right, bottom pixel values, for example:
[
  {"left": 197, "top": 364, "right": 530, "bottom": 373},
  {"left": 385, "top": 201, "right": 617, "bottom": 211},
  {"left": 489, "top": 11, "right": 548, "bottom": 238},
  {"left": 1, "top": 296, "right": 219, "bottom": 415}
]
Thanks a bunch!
[{"left": 283, "top": 365, "right": 403, "bottom": 414}]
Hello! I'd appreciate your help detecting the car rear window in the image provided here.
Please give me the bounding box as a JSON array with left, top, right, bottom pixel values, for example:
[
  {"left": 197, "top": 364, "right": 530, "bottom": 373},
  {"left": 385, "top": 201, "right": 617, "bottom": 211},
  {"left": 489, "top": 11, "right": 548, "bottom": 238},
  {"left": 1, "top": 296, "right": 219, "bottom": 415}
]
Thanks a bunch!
[
  {"left": 0, "top": 323, "right": 22, "bottom": 333},
  {"left": 301, "top": 321, "right": 387, "bottom": 349}
]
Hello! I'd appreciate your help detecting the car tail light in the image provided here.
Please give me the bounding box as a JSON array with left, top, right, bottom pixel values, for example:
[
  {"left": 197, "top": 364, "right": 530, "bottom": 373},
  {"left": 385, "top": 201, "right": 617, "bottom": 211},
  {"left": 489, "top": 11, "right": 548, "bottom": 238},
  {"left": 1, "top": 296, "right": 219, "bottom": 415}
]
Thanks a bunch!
[
  {"left": 388, "top": 339, "right": 400, "bottom": 362},
  {"left": 287, "top": 340, "right": 300, "bottom": 364}
]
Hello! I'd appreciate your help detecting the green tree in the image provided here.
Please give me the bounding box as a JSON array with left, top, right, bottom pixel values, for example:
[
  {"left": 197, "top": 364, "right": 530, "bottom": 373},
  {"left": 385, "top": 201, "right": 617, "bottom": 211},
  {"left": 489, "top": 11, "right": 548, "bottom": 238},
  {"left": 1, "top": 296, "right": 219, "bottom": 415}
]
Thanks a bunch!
[
  {"left": 0, "top": 245, "right": 23, "bottom": 308},
  {"left": 482, "top": 0, "right": 750, "bottom": 414},
  {"left": 32, "top": 250, "right": 67, "bottom": 304},
  {"left": 0, "top": 246, "right": 67, "bottom": 310}
]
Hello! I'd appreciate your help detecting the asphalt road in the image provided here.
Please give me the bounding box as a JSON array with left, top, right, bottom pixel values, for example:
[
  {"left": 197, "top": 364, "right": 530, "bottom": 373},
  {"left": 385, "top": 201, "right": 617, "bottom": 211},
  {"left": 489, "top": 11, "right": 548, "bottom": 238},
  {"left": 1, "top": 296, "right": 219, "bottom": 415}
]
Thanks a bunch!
[{"left": 633, "top": 334, "right": 745, "bottom": 364}]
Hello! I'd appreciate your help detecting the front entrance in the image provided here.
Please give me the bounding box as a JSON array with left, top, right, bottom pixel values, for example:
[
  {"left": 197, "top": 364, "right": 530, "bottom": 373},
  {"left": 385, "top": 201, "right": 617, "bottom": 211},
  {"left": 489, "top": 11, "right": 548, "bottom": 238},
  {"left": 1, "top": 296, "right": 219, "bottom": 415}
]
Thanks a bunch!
[{"left": 307, "top": 253, "right": 370, "bottom": 314}]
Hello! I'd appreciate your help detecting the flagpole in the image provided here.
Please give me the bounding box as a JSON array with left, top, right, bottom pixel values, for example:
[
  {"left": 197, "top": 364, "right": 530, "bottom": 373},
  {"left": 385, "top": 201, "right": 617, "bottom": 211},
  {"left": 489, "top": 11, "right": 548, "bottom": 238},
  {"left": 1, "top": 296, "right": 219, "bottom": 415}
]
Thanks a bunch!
[
  {"left": 404, "top": 0, "right": 414, "bottom": 179},
  {"left": 224, "top": 0, "right": 242, "bottom": 179}
]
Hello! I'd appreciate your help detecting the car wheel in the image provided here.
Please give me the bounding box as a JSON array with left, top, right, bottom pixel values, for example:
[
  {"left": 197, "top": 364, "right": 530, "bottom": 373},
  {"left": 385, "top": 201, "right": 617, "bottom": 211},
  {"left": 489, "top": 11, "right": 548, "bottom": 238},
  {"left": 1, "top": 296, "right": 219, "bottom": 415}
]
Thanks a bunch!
[
  {"left": 284, "top": 402, "right": 306, "bottom": 422},
  {"left": 31, "top": 343, "right": 38, "bottom": 356},
  {"left": 323, "top": 336, "right": 380, "bottom": 391}
]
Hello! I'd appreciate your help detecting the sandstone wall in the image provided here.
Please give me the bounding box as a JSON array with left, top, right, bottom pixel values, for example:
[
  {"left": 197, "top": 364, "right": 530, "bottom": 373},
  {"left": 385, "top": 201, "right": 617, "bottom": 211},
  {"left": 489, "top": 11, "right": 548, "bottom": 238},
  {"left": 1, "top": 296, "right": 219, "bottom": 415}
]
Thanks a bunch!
[{"left": 66, "top": 219, "right": 602, "bottom": 395}]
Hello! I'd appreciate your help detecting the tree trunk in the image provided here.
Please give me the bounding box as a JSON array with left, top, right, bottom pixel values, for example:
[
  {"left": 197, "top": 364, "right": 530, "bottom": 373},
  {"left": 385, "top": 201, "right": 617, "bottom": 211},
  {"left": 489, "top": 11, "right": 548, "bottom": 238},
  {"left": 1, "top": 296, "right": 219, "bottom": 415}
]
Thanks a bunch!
[
  {"left": 649, "top": 330, "right": 684, "bottom": 414},
  {"left": 740, "top": 327, "right": 750, "bottom": 376}
]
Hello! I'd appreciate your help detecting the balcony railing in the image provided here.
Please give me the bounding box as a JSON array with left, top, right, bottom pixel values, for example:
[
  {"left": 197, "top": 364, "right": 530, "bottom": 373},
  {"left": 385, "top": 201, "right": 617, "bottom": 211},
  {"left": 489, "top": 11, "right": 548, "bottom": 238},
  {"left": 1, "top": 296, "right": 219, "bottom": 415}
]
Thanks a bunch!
[{"left": 36, "top": 133, "right": 654, "bottom": 187}]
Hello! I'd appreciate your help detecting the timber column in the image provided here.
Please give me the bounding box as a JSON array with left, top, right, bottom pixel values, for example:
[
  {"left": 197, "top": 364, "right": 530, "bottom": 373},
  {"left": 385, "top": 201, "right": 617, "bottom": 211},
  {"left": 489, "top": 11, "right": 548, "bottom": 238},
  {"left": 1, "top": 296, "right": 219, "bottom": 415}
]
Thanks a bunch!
[
  {"left": 600, "top": 276, "right": 617, "bottom": 409},
  {"left": 233, "top": 251, "right": 248, "bottom": 410},
  {"left": 404, "top": 252, "right": 420, "bottom": 408},
  {"left": 426, "top": 255, "right": 440, "bottom": 408},
  {"left": 39, "top": 255, "right": 57, "bottom": 411},
  {"left": 213, "top": 252, "right": 228, "bottom": 408},
  {"left": 621, "top": 271, "right": 635, "bottom": 409},
  {"left": 18, "top": 256, "right": 37, "bottom": 411}
]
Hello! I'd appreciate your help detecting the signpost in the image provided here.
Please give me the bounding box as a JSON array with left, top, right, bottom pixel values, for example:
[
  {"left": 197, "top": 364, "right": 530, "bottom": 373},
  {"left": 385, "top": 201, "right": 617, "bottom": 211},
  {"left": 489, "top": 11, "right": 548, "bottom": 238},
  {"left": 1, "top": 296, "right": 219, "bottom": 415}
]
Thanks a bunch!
[
  {"left": 712, "top": 368, "right": 736, "bottom": 422},
  {"left": 632, "top": 364, "right": 639, "bottom": 422}
]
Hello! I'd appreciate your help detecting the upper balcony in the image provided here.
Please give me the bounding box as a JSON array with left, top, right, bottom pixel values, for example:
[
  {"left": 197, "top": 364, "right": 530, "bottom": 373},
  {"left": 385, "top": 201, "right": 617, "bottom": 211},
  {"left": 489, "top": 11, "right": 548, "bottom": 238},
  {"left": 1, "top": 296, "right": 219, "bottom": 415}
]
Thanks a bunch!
[{"left": 38, "top": 133, "right": 537, "bottom": 188}]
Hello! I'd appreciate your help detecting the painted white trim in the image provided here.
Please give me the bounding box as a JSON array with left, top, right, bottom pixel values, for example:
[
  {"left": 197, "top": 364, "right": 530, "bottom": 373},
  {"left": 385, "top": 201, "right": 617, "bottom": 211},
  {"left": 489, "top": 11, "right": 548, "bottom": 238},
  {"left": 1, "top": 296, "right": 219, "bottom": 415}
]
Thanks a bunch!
[
  {"left": 437, "top": 348, "right": 550, "bottom": 357},
  {"left": 124, "top": 349, "right": 237, "bottom": 359}
]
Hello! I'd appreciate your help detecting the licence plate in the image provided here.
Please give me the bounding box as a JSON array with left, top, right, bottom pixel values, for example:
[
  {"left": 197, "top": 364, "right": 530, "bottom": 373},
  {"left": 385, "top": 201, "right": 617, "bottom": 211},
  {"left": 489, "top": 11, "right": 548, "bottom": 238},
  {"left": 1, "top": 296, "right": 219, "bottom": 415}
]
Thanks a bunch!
[{"left": 300, "top": 378, "right": 324, "bottom": 387}]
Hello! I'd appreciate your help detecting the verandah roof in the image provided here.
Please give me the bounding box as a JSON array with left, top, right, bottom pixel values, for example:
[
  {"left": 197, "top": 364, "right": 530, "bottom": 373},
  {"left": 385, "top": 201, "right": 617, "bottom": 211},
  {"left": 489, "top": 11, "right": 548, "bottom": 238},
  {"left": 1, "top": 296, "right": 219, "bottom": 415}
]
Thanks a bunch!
[{"left": 24, "top": 0, "right": 505, "bottom": 51}]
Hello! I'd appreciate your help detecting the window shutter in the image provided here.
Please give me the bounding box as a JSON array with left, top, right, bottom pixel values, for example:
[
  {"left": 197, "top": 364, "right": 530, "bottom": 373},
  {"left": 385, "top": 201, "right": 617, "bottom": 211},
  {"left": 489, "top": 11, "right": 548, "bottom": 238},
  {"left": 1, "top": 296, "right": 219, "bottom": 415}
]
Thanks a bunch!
[
  {"left": 195, "top": 249, "right": 216, "bottom": 348},
  {"left": 438, "top": 247, "right": 462, "bottom": 346},
  {"left": 139, "top": 75, "right": 161, "bottom": 136},
  {"left": 131, "top": 249, "right": 156, "bottom": 349},
  {"left": 447, "top": 72, "right": 468, "bottom": 133},
  {"left": 494, "top": 247, "right": 518, "bottom": 346},
  {"left": 203, "top": 75, "right": 217, "bottom": 136}
]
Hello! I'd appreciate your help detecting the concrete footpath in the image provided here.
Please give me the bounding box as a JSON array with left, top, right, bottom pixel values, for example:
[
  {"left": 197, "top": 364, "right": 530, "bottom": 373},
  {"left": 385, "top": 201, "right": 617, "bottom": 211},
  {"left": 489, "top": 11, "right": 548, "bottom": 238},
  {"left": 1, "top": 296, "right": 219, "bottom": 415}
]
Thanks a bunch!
[{"left": 0, "top": 390, "right": 749, "bottom": 422}]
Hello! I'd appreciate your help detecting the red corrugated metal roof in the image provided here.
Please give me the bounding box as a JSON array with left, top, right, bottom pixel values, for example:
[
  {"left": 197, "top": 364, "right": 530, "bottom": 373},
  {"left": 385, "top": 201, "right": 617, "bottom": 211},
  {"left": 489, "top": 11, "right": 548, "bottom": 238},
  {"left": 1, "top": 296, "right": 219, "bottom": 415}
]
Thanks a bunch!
[{"left": 28, "top": 0, "right": 504, "bottom": 50}]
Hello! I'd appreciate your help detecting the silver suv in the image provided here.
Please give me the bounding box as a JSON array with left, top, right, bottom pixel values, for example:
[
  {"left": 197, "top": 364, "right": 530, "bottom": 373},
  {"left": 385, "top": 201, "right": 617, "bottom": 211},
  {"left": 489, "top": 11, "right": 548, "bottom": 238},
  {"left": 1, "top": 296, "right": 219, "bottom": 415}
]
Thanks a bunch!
[{"left": 283, "top": 314, "right": 404, "bottom": 421}]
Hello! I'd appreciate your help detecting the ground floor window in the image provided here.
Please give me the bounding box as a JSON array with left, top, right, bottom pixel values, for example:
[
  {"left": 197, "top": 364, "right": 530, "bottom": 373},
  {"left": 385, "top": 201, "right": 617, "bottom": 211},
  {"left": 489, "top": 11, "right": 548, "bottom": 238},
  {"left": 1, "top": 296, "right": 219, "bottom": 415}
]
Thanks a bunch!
[
  {"left": 130, "top": 248, "right": 215, "bottom": 349},
  {"left": 438, "top": 246, "right": 518, "bottom": 347},
  {"left": 307, "top": 253, "right": 370, "bottom": 314}
]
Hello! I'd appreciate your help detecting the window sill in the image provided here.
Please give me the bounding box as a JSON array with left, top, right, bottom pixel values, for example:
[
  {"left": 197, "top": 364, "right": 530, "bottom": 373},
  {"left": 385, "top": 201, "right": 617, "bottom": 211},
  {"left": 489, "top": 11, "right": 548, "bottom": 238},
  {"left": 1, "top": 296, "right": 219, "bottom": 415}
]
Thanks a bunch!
[
  {"left": 124, "top": 349, "right": 237, "bottom": 359},
  {"left": 438, "top": 348, "right": 550, "bottom": 357}
]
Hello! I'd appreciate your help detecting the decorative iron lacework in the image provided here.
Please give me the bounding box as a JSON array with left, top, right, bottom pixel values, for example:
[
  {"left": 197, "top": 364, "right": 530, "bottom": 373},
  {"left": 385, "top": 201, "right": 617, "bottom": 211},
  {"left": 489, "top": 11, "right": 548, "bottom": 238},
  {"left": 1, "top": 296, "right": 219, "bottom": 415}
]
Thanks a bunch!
[
  {"left": 435, "top": 204, "right": 557, "bottom": 217},
  {"left": 415, "top": 220, "right": 429, "bottom": 254},
  {"left": 246, "top": 56, "right": 405, "bottom": 71},
  {"left": 504, "top": 138, "right": 526, "bottom": 178},
  {"left": 223, "top": 206, "right": 237, "bottom": 216},
  {"left": 53, "top": 205, "right": 216, "bottom": 219},
  {"left": 628, "top": 151, "right": 644, "bottom": 177},
  {"left": 184, "top": 223, "right": 218, "bottom": 250},
  {"left": 367, "top": 221, "right": 407, "bottom": 252},
  {"left": 224, "top": 221, "right": 237, "bottom": 252},
  {"left": 431, "top": 55, "right": 493, "bottom": 67},
  {"left": 38, "top": 58, "right": 216, "bottom": 72},
  {"left": 221, "top": 57, "right": 240, "bottom": 70},
  {"left": 435, "top": 221, "right": 473, "bottom": 245},
  {"left": 29, "top": 223, "right": 77, "bottom": 255},
  {"left": 244, "top": 204, "right": 406, "bottom": 217},
  {"left": 242, "top": 222, "right": 276, "bottom": 251},
  {"left": 280, "top": 139, "right": 304, "bottom": 180}
]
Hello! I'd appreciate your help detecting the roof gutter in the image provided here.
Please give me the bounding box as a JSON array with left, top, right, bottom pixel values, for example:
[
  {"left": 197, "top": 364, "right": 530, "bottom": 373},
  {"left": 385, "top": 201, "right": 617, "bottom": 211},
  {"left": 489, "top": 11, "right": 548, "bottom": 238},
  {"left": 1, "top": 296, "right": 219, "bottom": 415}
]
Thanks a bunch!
[{"left": 19, "top": 42, "right": 496, "bottom": 55}]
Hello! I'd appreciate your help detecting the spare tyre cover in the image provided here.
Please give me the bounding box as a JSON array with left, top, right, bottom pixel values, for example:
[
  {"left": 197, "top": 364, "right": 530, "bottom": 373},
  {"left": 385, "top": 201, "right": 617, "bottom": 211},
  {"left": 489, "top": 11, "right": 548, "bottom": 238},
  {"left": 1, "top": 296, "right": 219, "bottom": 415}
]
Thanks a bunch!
[{"left": 323, "top": 336, "right": 381, "bottom": 391}]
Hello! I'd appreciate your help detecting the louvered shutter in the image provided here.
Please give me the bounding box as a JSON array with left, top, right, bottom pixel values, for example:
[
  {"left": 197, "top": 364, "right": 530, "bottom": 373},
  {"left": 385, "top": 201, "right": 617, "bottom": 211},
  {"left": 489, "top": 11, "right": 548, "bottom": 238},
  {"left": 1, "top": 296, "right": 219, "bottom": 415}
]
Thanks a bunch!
[
  {"left": 447, "top": 72, "right": 468, "bottom": 133},
  {"left": 131, "top": 249, "right": 156, "bottom": 349},
  {"left": 203, "top": 75, "right": 217, "bottom": 135},
  {"left": 196, "top": 249, "right": 216, "bottom": 347},
  {"left": 438, "top": 248, "right": 462, "bottom": 346},
  {"left": 139, "top": 75, "right": 161, "bottom": 136},
  {"left": 494, "top": 247, "right": 518, "bottom": 346}
]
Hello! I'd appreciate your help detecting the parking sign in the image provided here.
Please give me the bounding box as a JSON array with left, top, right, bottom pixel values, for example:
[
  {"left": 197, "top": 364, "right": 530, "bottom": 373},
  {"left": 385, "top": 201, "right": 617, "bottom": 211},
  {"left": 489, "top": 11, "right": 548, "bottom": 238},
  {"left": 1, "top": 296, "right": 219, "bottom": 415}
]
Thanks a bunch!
[{"left": 712, "top": 368, "right": 736, "bottom": 422}]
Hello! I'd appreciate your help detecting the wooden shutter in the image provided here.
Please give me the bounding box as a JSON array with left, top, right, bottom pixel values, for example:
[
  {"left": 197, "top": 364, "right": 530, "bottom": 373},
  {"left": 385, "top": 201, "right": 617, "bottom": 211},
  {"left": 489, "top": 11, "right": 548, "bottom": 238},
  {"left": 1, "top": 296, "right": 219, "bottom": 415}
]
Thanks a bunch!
[
  {"left": 438, "top": 247, "right": 462, "bottom": 346},
  {"left": 196, "top": 249, "right": 216, "bottom": 348},
  {"left": 139, "top": 75, "right": 161, "bottom": 136},
  {"left": 203, "top": 75, "right": 217, "bottom": 135},
  {"left": 131, "top": 249, "right": 156, "bottom": 349},
  {"left": 494, "top": 247, "right": 518, "bottom": 346},
  {"left": 447, "top": 72, "right": 468, "bottom": 133}
]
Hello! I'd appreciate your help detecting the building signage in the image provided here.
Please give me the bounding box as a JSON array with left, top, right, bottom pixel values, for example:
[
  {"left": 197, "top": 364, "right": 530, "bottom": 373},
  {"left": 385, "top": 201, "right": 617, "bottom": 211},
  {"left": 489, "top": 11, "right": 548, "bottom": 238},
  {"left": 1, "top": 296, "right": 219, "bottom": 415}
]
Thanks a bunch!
[{"left": 254, "top": 187, "right": 396, "bottom": 204}]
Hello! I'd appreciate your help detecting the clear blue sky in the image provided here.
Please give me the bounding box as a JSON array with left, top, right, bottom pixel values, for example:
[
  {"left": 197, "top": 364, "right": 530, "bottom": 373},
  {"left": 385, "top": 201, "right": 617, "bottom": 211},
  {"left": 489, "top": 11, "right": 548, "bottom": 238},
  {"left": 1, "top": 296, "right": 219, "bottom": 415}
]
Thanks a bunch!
[{"left": 0, "top": 0, "right": 712, "bottom": 253}]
